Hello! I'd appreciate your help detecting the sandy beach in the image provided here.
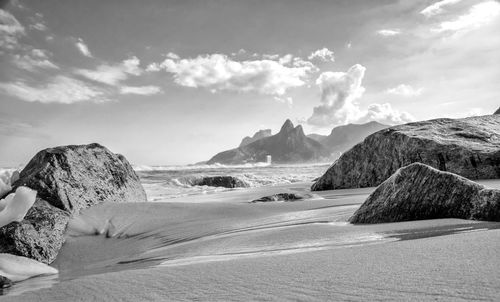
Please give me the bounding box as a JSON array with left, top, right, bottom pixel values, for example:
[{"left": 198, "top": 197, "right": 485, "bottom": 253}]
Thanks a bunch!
[{"left": 1, "top": 180, "right": 499, "bottom": 301}]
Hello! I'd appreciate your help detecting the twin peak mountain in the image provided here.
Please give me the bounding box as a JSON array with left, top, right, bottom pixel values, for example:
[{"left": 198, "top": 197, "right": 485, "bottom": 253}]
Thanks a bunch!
[{"left": 207, "top": 119, "right": 387, "bottom": 164}]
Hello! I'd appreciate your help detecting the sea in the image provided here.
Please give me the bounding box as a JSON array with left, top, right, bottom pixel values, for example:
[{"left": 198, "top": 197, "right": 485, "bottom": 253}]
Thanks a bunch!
[
  {"left": 1, "top": 163, "right": 332, "bottom": 202},
  {"left": 135, "top": 163, "right": 331, "bottom": 201}
]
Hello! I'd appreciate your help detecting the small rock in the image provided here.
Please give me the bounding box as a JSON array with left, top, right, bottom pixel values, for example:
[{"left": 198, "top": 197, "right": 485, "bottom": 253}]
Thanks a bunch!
[
  {"left": 0, "top": 275, "right": 12, "bottom": 289},
  {"left": 349, "top": 163, "right": 500, "bottom": 224},
  {"left": 193, "top": 176, "right": 249, "bottom": 188},
  {"left": 251, "top": 193, "right": 312, "bottom": 203}
]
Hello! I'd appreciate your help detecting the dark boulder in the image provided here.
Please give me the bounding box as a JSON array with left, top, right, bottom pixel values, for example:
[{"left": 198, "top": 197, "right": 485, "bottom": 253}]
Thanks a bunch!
[
  {"left": 251, "top": 193, "right": 314, "bottom": 203},
  {"left": 495, "top": 107, "right": 500, "bottom": 114},
  {"left": 0, "top": 198, "right": 69, "bottom": 264},
  {"left": 1, "top": 143, "right": 146, "bottom": 264},
  {"left": 192, "top": 176, "right": 249, "bottom": 188},
  {"left": 349, "top": 163, "right": 500, "bottom": 224},
  {"left": 312, "top": 115, "right": 500, "bottom": 191},
  {"left": 13, "top": 143, "right": 147, "bottom": 214}
]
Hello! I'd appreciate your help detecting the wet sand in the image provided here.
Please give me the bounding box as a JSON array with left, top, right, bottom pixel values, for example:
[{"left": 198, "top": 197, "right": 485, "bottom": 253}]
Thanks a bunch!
[{"left": 1, "top": 180, "right": 500, "bottom": 301}]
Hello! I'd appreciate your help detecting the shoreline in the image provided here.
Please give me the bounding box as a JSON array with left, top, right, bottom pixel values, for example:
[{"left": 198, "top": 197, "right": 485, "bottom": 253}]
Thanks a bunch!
[{"left": 2, "top": 180, "right": 500, "bottom": 300}]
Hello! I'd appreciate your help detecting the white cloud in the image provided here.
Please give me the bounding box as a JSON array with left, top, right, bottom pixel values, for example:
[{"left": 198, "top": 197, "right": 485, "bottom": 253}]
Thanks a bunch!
[
  {"left": 148, "top": 53, "right": 315, "bottom": 96},
  {"left": 13, "top": 48, "right": 59, "bottom": 71},
  {"left": 357, "top": 103, "right": 414, "bottom": 125},
  {"left": 29, "top": 22, "right": 47, "bottom": 31},
  {"left": 75, "top": 38, "right": 93, "bottom": 57},
  {"left": 120, "top": 85, "right": 162, "bottom": 95},
  {"left": 376, "top": 29, "right": 401, "bottom": 36},
  {"left": 386, "top": 84, "right": 423, "bottom": 97},
  {"left": 434, "top": 1, "right": 500, "bottom": 33},
  {"left": 0, "top": 9, "right": 25, "bottom": 50},
  {"left": 0, "top": 76, "right": 106, "bottom": 104},
  {"left": 75, "top": 56, "right": 142, "bottom": 86},
  {"left": 307, "top": 64, "right": 413, "bottom": 127},
  {"left": 308, "top": 47, "right": 335, "bottom": 62},
  {"left": 421, "top": 0, "right": 464, "bottom": 17}
]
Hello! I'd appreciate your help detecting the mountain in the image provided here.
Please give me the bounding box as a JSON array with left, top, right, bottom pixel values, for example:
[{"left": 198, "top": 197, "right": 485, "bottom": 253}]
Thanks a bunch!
[
  {"left": 321, "top": 121, "right": 389, "bottom": 152},
  {"left": 307, "top": 133, "right": 328, "bottom": 143},
  {"left": 239, "top": 129, "right": 272, "bottom": 147},
  {"left": 207, "top": 119, "right": 329, "bottom": 164},
  {"left": 312, "top": 115, "right": 500, "bottom": 191}
]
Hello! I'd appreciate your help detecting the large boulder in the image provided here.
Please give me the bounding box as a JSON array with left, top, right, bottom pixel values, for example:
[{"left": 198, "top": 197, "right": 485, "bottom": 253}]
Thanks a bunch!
[
  {"left": 312, "top": 115, "right": 500, "bottom": 191},
  {"left": 13, "top": 143, "right": 147, "bottom": 214},
  {"left": 495, "top": 107, "right": 500, "bottom": 115},
  {"left": 0, "top": 199, "right": 69, "bottom": 263},
  {"left": 0, "top": 143, "right": 146, "bottom": 264},
  {"left": 349, "top": 163, "right": 500, "bottom": 224}
]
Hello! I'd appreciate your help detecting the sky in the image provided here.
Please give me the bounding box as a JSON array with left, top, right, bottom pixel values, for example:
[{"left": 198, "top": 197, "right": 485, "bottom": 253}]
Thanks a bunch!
[{"left": 0, "top": 0, "right": 499, "bottom": 166}]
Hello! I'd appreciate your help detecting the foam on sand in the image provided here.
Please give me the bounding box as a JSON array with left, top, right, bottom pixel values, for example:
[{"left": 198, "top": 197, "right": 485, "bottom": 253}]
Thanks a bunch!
[
  {"left": 0, "top": 187, "right": 37, "bottom": 225},
  {"left": 0, "top": 254, "right": 58, "bottom": 282}
]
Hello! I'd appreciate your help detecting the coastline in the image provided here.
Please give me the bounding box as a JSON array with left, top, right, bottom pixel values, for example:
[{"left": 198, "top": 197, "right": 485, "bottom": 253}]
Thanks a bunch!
[{"left": 2, "top": 180, "right": 500, "bottom": 300}]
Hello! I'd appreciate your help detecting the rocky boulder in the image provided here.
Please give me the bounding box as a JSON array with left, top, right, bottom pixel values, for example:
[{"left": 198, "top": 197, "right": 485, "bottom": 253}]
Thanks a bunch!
[
  {"left": 191, "top": 176, "right": 249, "bottom": 188},
  {"left": 13, "top": 143, "right": 147, "bottom": 214},
  {"left": 312, "top": 115, "right": 500, "bottom": 191},
  {"left": 495, "top": 107, "right": 500, "bottom": 115},
  {"left": 349, "top": 163, "right": 500, "bottom": 224},
  {"left": 0, "top": 198, "right": 69, "bottom": 263},
  {"left": 0, "top": 143, "right": 146, "bottom": 264},
  {"left": 251, "top": 193, "right": 314, "bottom": 203}
]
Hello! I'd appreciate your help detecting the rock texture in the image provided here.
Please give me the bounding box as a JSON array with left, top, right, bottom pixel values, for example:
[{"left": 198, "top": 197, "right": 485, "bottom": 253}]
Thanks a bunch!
[
  {"left": 0, "top": 199, "right": 69, "bottom": 263},
  {"left": 208, "top": 119, "right": 329, "bottom": 164},
  {"left": 13, "top": 143, "right": 147, "bottom": 214},
  {"left": 0, "top": 143, "right": 146, "bottom": 264},
  {"left": 251, "top": 193, "right": 312, "bottom": 203},
  {"left": 349, "top": 163, "right": 500, "bottom": 223},
  {"left": 239, "top": 129, "right": 272, "bottom": 147},
  {"left": 312, "top": 115, "right": 500, "bottom": 191},
  {"left": 190, "top": 176, "right": 249, "bottom": 188}
]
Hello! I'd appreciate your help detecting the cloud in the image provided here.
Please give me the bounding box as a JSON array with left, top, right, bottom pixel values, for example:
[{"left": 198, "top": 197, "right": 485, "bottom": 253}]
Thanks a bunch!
[
  {"left": 356, "top": 103, "right": 414, "bottom": 125},
  {"left": 75, "top": 56, "right": 142, "bottom": 86},
  {"left": 308, "top": 47, "right": 335, "bottom": 62},
  {"left": 75, "top": 38, "right": 93, "bottom": 57},
  {"left": 0, "top": 76, "right": 106, "bottom": 104},
  {"left": 386, "top": 84, "right": 423, "bottom": 97},
  {"left": 148, "top": 53, "right": 316, "bottom": 96},
  {"left": 434, "top": 1, "right": 500, "bottom": 33},
  {"left": 376, "top": 29, "right": 401, "bottom": 36},
  {"left": 120, "top": 85, "right": 162, "bottom": 95},
  {"left": 13, "top": 48, "right": 59, "bottom": 71},
  {"left": 307, "top": 64, "right": 413, "bottom": 127},
  {"left": 0, "top": 9, "right": 25, "bottom": 50},
  {"left": 420, "top": 0, "right": 464, "bottom": 17}
]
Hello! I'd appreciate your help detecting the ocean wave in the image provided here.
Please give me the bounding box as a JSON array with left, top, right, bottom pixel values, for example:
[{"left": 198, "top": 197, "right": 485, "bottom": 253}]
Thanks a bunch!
[{"left": 133, "top": 162, "right": 271, "bottom": 172}]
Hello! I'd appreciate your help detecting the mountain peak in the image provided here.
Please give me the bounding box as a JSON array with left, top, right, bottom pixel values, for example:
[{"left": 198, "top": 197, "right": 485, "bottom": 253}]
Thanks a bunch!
[{"left": 279, "top": 119, "right": 294, "bottom": 133}]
